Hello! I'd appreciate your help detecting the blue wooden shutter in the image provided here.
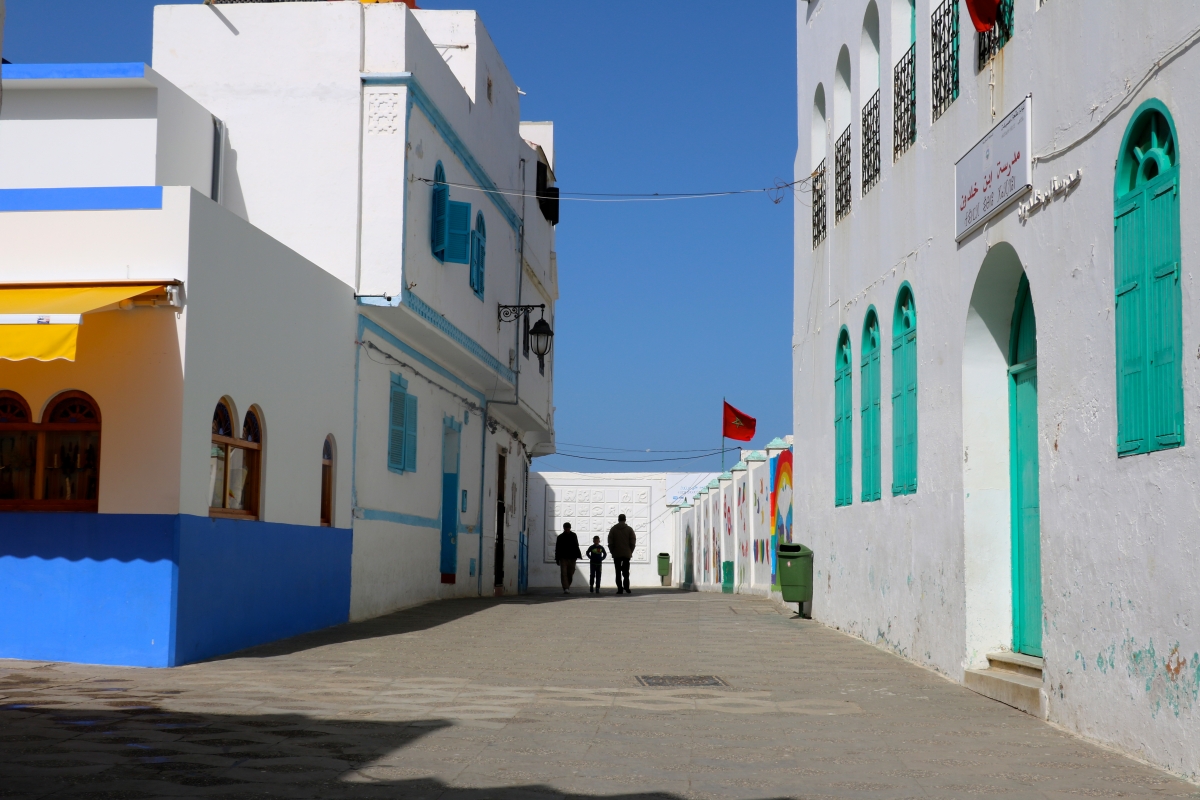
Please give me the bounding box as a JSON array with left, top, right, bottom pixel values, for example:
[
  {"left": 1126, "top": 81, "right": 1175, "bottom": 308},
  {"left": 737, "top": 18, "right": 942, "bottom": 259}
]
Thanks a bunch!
[
  {"left": 1146, "top": 174, "right": 1183, "bottom": 449},
  {"left": 431, "top": 185, "right": 448, "bottom": 261},
  {"left": 891, "top": 334, "right": 906, "bottom": 494},
  {"left": 445, "top": 201, "right": 472, "bottom": 264},
  {"left": 404, "top": 393, "right": 418, "bottom": 472},
  {"left": 861, "top": 340, "right": 880, "bottom": 502},
  {"left": 473, "top": 222, "right": 486, "bottom": 297},
  {"left": 1114, "top": 196, "right": 1147, "bottom": 455},
  {"left": 834, "top": 364, "right": 849, "bottom": 506},
  {"left": 388, "top": 378, "right": 407, "bottom": 472}
]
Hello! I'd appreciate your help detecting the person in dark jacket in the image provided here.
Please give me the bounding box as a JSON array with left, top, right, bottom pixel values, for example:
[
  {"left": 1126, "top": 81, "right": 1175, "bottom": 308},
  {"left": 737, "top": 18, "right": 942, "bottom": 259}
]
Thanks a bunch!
[
  {"left": 554, "top": 522, "right": 583, "bottom": 594},
  {"left": 585, "top": 536, "right": 607, "bottom": 594},
  {"left": 607, "top": 514, "right": 636, "bottom": 594}
]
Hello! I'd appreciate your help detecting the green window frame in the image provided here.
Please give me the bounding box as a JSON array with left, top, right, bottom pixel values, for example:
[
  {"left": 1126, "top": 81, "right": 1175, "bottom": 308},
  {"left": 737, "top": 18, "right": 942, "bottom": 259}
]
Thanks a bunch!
[
  {"left": 1114, "top": 99, "right": 1184, "bottom": 456},
  {"left": 861, "top": 308, "right": 882, "bottom": 501},
  {"left": 835, "top": 327, "right": 853, "bottom": 507},
  {"left": 388, "top": 373, "right": 418, "bottom": 474},
  {"left": 892, "top": 284, "right": 917, "bottom": 495}
]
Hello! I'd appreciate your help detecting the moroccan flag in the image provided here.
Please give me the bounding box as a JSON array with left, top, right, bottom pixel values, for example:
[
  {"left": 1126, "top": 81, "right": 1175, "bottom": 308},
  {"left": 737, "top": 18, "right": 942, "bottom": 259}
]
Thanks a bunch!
[
  {"left": 722, "top": 401, "right": 756, "bottom": 442},
  {"left": 965, "top": 0, "right": 1000, "bottom": 32}
]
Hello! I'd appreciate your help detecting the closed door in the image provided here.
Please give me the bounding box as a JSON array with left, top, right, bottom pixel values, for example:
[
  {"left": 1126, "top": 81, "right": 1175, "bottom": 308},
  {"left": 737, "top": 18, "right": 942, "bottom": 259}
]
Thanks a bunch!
[
  {"left": 1010, "top": 282, "right": 1042, "bottom": 657},
  {"left": 440, "top": 427, "right": 460, "bottom": 581}
]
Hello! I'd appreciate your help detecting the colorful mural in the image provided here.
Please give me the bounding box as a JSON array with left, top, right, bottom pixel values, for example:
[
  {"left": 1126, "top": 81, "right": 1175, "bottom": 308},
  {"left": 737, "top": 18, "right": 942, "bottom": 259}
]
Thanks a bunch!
[
  {"left": 736, "top": 475, "right": 750, "bottom": 586},
  {"left": 769, "top": 448, "right": 793, "bottom": 586},
  {"left": 753, "top": 473, "right": 770, "bottom": 568}
]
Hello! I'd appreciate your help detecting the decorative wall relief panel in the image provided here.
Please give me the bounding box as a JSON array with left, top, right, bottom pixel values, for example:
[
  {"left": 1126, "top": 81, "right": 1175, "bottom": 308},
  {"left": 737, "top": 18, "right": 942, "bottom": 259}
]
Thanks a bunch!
[{"left": 544, "top": 486, "right": 652, "bottom": 563}]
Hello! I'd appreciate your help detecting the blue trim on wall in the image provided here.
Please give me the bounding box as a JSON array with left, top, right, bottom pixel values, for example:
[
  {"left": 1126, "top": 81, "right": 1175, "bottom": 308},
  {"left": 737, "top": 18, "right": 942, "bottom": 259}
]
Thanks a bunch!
[
  {"left": 399, "top": 290, "right": 516, "bottom": 384},
  {"left": 0, "top": 186, "right": 163, "bottom": 212},
  {"left": 361, "top": 73, "right": 522, "bottom": 233},
  {"left": 358, "top": 314, "right": 499, "bottom": 399},
  {"left": 0, "top": 62, "right": 147, "bottom": 81},
  {"left": 358, "top": 507, "right": 440, "bottom": 529},
  {"left": 0, "top": 513, "right": 351, "bottom": 668}
]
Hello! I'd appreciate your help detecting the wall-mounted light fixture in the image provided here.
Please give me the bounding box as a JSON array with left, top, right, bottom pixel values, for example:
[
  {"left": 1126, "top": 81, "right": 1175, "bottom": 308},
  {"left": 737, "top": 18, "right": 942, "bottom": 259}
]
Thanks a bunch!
[{"left": 498, "top": 304, "right": 554, "bottom": 370}]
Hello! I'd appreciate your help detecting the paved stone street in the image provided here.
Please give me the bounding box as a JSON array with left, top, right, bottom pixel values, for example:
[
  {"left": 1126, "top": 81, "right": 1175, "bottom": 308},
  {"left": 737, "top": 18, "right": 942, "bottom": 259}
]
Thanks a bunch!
[{"left": 1, "top": 590, "right": 1196, "bottom": 800}]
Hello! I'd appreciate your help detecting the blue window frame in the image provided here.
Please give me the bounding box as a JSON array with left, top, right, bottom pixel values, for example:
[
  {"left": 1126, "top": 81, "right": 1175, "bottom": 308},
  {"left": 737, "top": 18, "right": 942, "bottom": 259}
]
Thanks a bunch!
[
  {"left": 388, "top": 374, "right": 418, "bottom": 474},
  {"left": 445, "top": 201, "right": 472, "bottom": 264},
  {"left": 431, "top": 162, "right": 448, "bottom": 262},
  {"left": 834, "top": 327, "right": 853, "bottom": 507},
  {"left": 891, "top": 284, "right": 917, "bottom": 495},
  {"left": 470, "top": 212, "right": 486, "bottom": 299},
  {"left": 860, "top": 308, "right": 882, "bottom": 502}
]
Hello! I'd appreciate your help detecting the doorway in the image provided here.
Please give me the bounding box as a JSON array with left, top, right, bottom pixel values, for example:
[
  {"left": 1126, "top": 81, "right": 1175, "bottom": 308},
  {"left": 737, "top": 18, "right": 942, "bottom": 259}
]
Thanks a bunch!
[
  {"left": 494, "top": 449, "right": 506, "bottom": 589},
  {"left": 439, "top": 424, "right": 460, "bottom": 584},
  {"left": 1009, "top": 277, "right": 1041, "bottom": 657}
]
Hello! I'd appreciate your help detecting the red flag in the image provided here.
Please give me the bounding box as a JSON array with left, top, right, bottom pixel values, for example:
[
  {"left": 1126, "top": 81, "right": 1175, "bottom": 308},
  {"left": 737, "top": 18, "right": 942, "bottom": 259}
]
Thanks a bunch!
[
  {"left": 722, "top": 401, "right": 756, "bottom": 442},
  {"left": 965, "top": 0, "right": 1000, "bottom": 32}
]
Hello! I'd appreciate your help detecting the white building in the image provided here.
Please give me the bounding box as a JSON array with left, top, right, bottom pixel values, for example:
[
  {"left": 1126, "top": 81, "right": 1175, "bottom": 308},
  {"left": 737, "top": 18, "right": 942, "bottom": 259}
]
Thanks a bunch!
[
  {"left": 795, "top": 0, "right": 1198, "bottom": 780},
  {"left": 0, "top": 1, "right": 559, "bottom": 667}
]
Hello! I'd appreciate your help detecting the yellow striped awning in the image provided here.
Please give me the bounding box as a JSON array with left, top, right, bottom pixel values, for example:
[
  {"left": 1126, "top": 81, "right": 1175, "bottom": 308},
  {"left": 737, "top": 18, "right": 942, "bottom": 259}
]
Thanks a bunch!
[{"left": 0, "top": 284, "right": 165, "bottom": 362}]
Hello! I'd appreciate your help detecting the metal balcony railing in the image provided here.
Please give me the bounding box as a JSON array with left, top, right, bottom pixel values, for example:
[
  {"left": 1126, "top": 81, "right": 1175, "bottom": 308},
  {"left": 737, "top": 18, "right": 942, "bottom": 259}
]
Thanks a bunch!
[
  {"left": 861, "top": 90, "right": 880, "bottom": 196},
  {"left": 893, "top": 43, "right": 916, "bottom": 161},
  {"left": 835, "top": 126, "right": 852, "bottom": 222},
  {"left": 812, "top": 159, "right": 827, "bottom": 249},
  {"left": 977, "top": 0, "right": 1014, "bottom": 70},
  {"left": 931, "top": 0, "right": 960, "bottom": 121}
]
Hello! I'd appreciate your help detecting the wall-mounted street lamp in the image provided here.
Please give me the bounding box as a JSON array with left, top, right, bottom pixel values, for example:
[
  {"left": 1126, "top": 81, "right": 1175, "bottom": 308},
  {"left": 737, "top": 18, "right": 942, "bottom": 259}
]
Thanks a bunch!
[{"left": 498, "top": 304, "right": 554, "bottom": 370}]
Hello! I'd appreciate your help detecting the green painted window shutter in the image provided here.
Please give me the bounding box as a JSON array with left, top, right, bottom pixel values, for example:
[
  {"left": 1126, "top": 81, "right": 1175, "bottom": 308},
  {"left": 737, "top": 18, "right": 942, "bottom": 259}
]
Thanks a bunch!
[
  {"left": 388, "top": 375, "right": 408, "bottom": 472},
  {"left": 861, "top": 317, "right": 881, "bottom": 502},
  {"left": 445, "top": 201, "right": 472, "bottom": 264},
  {"left": 892, "top": 288, "right": 917, "bottom": 495},
  {"left": 404, "top": 393, "right": 419, "bottom": 472},
  {"left": 470, "top": 213, "right": 486, "bottom": 298},
  {"left": 431, "top": 163, "right": 448, "bottom": 262},
  {"left": 1114, "top": 103, "right": 1184, "bottom": 456},
  {"left": 835, "top": 332, "right": 853, "bottom": 507}
]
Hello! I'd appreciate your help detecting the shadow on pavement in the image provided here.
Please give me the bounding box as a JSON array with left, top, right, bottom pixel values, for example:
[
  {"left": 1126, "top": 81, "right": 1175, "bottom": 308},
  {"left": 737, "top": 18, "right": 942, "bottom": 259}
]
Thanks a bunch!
[{"left": 0, "top": 691, "right": 750, "bottom": 800}]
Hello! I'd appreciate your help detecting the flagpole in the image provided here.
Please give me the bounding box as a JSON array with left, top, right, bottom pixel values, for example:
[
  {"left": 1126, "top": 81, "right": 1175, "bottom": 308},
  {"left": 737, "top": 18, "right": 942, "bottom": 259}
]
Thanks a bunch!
[{"left": 721, "top": 397, "right": 726, "bottom": 472}]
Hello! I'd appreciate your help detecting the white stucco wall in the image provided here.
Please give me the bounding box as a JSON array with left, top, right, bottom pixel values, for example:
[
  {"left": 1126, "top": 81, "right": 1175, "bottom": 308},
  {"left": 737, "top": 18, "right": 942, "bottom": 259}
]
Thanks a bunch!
[{"left": 796, "top": 0, "right": 1200, "bottom": 779}]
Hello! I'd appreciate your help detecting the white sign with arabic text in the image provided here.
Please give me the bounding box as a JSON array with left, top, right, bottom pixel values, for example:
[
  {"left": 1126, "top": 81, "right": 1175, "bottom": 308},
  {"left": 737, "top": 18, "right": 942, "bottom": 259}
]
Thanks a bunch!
[{"left": 955, "top": 96, "right": 1032, "bottom": 241}]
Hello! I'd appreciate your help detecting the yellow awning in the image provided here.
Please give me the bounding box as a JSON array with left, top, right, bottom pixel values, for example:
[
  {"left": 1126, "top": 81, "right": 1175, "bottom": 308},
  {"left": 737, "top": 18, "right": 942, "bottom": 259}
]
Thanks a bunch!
[{"left": 0, "top": 284, "right": 165, "bottom": 362}]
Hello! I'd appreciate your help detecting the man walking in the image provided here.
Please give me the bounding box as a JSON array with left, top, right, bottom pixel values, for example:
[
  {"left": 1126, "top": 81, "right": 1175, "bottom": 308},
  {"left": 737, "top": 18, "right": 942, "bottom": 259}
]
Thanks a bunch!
[
  {"left": 607, "top": 514, "right": 636, "bottom": 595},
  {"left": 554, "top": 522, "right": 582, "bottom": 594}
]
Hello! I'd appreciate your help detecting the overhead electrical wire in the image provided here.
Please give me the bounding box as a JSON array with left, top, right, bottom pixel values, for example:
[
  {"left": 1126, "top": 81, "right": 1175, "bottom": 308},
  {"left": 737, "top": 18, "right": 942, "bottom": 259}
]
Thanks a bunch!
[
  {"left": 413, "top": 175, "right": 805, "bottom": 204},
  {"left": 555, "top": 442, "right": 721, "bottom": 454},
  {"left": 540, "top": 449, "right": 729, "bottom": 464}
]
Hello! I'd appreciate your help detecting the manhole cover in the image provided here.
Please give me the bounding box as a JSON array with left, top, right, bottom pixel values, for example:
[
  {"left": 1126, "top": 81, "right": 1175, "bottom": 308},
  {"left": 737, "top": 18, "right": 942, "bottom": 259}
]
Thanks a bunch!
[{"left": 635, "top": 676, "right": 728, "bottom": 687}]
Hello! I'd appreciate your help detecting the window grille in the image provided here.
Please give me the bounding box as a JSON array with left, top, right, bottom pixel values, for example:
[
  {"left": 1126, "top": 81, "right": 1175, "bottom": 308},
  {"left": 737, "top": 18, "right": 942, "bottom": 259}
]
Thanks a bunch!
[
  {"left": 977, "top": 0, "right": 1014, "bottom": 70},
  {"left": 893, "top": 44, "right": 916, "bottom": 161},
  {"left": 861, "top": 90, "right": 881, "bottom": 196},
  {"left": 834, "top": 126, "right": 852, "bottom": 222},
  {"left": 811, "top": 158, "right": 827, "bottom": 248},
  {"left": 931, "top": 0, "right": 959, "bottom": 121}
]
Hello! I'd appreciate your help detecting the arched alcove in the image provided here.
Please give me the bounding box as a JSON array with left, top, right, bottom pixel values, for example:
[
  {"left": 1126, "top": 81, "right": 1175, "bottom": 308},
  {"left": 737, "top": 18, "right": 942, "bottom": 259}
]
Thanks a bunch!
[
  {"left": 892, "top": 0, "right": 915, "bottom": 63},
  {"left": 811, "top": 84, "right": 827, "bottom": 171},
  {"left": 861, "top": 2, "right": 881, "bottom": 101},
  {"left": 961, "top": 242, "right": 1025, "bottom": 667},
  {"left": 834, "top": 47, "right": 852, "bottom": 136}
]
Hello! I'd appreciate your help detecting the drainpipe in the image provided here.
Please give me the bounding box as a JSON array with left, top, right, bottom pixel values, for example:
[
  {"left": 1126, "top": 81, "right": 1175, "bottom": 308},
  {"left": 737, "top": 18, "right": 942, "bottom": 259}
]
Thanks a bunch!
[{"left": 476, "top": 400, "right": 488, "bottom": 596}]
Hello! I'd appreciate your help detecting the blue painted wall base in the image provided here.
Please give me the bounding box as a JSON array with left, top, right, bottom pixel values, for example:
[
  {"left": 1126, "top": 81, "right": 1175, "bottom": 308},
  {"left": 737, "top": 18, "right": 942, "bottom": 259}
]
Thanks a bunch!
[{"left": 0, "top": 513, "right": 351, "bottom": 667}]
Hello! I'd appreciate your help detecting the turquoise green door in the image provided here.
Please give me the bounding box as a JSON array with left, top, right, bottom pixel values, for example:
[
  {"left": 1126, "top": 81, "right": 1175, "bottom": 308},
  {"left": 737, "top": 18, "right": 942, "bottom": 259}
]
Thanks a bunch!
[{"left": 1009, "top": 280, "right": 1041, "bottom": 657}]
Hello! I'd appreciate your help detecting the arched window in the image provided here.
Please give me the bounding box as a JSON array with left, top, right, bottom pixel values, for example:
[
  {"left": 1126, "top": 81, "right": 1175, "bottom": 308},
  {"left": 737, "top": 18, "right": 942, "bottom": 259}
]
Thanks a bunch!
[
  {"left": 834, "top": 46, "right": 853, "bottom": 221},
  {"left": 41, "top": 392, "right": 101, "bottom": 510},
  {"left": 431, "top": 161, "right": 448, "bottom": 262},
  {"left": 892, "top": 0, "right": 917, "bottom": 159},
  {"left": 861, "top": 1, "right": 882, "bottom": 194},
  {"left": 812, "top": 84, "right": 828, "bottom": 248},
  {"left": 320, "top": 436, "right": 334, "bottom": 527},
  {"left": 1114, "top": 99, "right": 1183, "bottom": 456},
  {"left": 892, "top": 284, "right": 917, "bottom": 495},
  {"left": 209, "top": 399, "right": 262, "bottom": 519},
  {"left": 834, "top": 328, "right": 853, "bottom": 507},
  {"left": 470, "top": 212, "right": 486, "bottom": 299},
  {"left": 860, "top": 309, "right": 882, "bottom": 501},
  {"left": 0, "top": 391, "right": 36, "bottom": 505}
]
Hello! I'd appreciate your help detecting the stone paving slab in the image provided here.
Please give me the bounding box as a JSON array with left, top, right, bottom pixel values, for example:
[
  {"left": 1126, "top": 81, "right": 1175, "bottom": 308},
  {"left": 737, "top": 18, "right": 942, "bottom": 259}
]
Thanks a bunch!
[{"left": 0, "top": 589, "right": 1196, "bottom": 799}]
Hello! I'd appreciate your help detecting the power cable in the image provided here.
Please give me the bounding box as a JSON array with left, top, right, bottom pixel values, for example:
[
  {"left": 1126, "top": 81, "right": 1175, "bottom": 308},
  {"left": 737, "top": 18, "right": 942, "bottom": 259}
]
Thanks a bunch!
[
  {"left": 413, "top": 176, "right": 805, "bottom": 205},
  {"left": 539, "top": 450, "right": 727, "bottom": 464},
  {"left": 555, "top": 442, "right": 721, "bottom": 454}
]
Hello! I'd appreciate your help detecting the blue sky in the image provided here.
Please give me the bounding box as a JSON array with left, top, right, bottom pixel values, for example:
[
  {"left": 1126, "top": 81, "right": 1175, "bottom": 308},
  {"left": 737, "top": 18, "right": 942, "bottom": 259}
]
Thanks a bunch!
[{"left": 2, "top": 0, "right": 797, "bottom": 474}]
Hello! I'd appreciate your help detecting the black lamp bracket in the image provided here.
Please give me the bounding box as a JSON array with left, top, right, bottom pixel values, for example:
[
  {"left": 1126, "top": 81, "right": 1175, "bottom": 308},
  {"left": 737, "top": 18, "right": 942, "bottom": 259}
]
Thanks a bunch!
[{"left": 497, "top": 303, "right": 545, "bottom": 324}]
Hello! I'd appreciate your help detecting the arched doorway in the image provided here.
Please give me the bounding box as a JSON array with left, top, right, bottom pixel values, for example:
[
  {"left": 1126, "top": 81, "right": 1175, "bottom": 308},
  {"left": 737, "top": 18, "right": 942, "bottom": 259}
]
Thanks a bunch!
[{"left": 1009, "top": 277, "right": 1041, "bottom": 657}]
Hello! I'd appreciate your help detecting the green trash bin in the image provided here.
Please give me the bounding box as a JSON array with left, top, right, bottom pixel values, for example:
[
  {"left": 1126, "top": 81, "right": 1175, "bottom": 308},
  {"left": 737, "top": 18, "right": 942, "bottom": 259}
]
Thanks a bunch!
[
  {"left": 657, "top": 553, "right": 671, "bottom": 577},
  {"left": 721, "top": 561, "right": 734, "bottom": 594},
  {"left": 776, "top": 543, "right": 813, "bottom": 605}
]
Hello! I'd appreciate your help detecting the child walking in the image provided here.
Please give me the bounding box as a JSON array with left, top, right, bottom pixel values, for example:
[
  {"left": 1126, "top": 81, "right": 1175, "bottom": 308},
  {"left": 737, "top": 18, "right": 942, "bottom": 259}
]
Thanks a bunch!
[{"left": 585, "top": 536, "right": 607, "bottom": 594}]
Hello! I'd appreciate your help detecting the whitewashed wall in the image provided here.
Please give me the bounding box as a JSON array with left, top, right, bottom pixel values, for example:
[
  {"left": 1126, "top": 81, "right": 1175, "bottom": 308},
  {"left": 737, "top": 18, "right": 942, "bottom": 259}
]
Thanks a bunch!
[{"left": 796, "top": 0, "right": 1200, "bottom": 780}]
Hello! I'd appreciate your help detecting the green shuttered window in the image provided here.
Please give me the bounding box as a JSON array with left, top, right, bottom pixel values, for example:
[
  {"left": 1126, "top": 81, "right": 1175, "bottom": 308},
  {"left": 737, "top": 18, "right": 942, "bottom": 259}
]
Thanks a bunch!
[
  {"left": 1114, "top": 101, "right": 1184, "bottom": 456},
  {"left": 431, "top": 162, "right": 448, "bottom": 262},
  {"left": 470, "top": 212, "right": 486, "bottom": 299},
  {"left": 388, "top": 374, "right": 418, "bottom": 474},
  {"left": 861, "top": 310, "right": 882, "bottom": 502},
  {"left": 892, "top": 286, "right": 917, "bottom": 495},
  {"left": 835, "top": 328, "right": 853, "bottom": 507},
  {"left": 445, "top": 200, "right": 472, "bottom": 264}
]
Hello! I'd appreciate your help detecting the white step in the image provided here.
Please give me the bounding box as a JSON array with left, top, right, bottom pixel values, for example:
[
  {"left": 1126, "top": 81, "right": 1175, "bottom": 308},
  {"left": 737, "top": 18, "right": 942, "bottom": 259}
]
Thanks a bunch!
[{"left": 964, "top": 652, "right": 1046, "bottom": 719}]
